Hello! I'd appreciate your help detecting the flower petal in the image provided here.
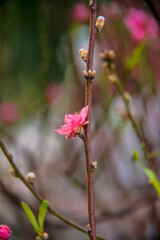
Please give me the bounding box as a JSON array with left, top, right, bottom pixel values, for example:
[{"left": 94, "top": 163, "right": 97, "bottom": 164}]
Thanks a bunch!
[
  {"left": 55, "top": 106, "right": 89, "bottom": 140},
  {"left": 55, "top": 125, "right": 73, "bottom": 135},
  {"left": 64, "top": 114, "right": 75, "bottom": 124},
  {"left": 79, "top": 106, "right": 88, "bottom": 124}
]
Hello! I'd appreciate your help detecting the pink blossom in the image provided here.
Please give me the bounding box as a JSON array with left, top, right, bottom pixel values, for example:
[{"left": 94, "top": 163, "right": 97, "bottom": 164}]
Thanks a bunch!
[
  {"left": 124, "top": 8, "right": 159, "bottom": 43},
  {"left": 0, "top": 225, "right": 10, "bottom": 240},
  {"left": 0, "top": 102, "right": 19, "bottom": 124},
  {"left": 55, "top": 106, "right": 89, "bottom": 140},
  {"left": 71, "top": 3, "right": 89, "bottom": 23}
]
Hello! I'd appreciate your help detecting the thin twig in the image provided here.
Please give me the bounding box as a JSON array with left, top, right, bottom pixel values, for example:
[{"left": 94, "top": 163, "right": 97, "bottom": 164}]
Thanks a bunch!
[
  {"left": 113, "top": 79, "right": 154, "bottom": 170},
  {"left": 0, "top": 138, "right": 107, "bottom": 240},
  {"left": 84, "top": 1, "right": 97, "bottom": 240}
]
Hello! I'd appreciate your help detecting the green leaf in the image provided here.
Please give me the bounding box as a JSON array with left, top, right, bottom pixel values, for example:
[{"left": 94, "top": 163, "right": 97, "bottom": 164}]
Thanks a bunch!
[
  {"left": 38, "top": 200, "right": 48, "bottom": 234},
  {"left": 21, "top": 202, "right": 40, "bottom": 234},
  {"left": 133, "top": 149, "right": 160, "bottom": 197},
  {"left": 132, "top": 150, "right": 143, "bottom": 167},
  {"left": 126, "top": 42, "right": 145, "bottom": 70},
  {"left": 133, "top": 150, "right": 140, "bottom": 162},
  {"left": 143, "top": 167, "right": 160, "bottom": 197}
]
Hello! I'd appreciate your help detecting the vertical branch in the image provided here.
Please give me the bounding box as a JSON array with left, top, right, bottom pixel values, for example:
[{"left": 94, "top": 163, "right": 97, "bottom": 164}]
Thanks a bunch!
[{"left": 84, "top": 1, "right": 97, "bottom": 239}]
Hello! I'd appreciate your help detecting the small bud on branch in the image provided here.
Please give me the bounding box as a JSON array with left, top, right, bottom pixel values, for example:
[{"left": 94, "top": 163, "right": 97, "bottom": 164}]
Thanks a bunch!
[
  {"left": 10, "top": 168, "right": 18, "bottom": 177},
  {"left": 27, "top": 172, "right": 35, "bottom": 185},
  {"left": 42, "top": 232, "right": 49, "bottom": 240},
  {"left": 79, "top": 48, "right": 88, "bottom": 62},
  {"left": 124, "top": 92, "right": 131, "bottom": 102},
  {"left": 90, "top": 161, "right": 97, "bottom": 172},
  {"left": 83, "top": 70, "right": 96, "bottom": 81},
  {"left": 87, "top": 223, "right": 92, "bottom": 235},
  {"left": 108, "top": 74, "right": 118, "bottom": 83},
  {"left": 95, "top": 16, "right": 105, "bottom": 33}
]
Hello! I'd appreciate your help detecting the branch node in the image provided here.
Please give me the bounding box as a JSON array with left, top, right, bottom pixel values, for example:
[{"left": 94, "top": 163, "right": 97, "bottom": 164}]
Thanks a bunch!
[
  {"left": 83, "top": 70, "right": 96, "bottom": 81},
  {"left": 90, "top": 161, "right": 97, "bottom": 172},
  {"left": 89, "top": 0, "right": 93, "bottom": 9},
  {"left": 87, "top": 223, "right": 92, "bottom": 235},
  {"left": 10, "top": 168, "right": 18, "bottom": 177},
  {"left": 8, "top": 153, "right": 13, "bottom": 160}
]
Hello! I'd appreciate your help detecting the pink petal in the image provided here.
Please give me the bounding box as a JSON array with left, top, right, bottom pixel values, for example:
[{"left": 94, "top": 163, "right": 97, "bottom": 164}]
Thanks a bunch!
[
  {"left": 79, "top": 106, "right": 88, "bottom": 124},
  {"left": 55, "top": 125, "right": 73, "bottom": 135},
  {"left": 66, "top": 131, "right": 75, "bottom": 140},
  {"left": 0, "top": 225, "right": 10, "bottom": 240},
  {"left": 55, "top": 106, "right": 89, "bottom": 140},
  {"left": 64, "top": 114, "right": 75, "bottom": 124}
]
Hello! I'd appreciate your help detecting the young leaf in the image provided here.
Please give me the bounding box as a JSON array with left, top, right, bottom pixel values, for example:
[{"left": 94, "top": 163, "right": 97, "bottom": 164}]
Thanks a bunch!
[
  {"left": 143, "top": 167, "right": 160, "bottom": 197},
  {"left": 133, "top": 150, "right": 140, "bottom": 162},
  {"left": 21, "top": 202, "right": 40, "bottom": 234},
  {"left": 133, "top": 150, "right": 160, "bottom": 197},
  {"left": 38, "top": 200, "right": 48, "bottom": 234},
  {"left": 126, "top": 42, "right": 144, "bottom": 70}
]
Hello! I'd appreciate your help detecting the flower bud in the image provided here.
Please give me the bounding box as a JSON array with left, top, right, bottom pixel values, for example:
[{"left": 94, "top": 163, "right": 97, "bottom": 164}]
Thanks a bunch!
[
  {"left": 90, "top": 161, "right": 97, "bottom": 171},
  {"left": 95, "top": 16, "right": 105, "bottom": 32},
  {"left": 124, "top": 92, "right": 131, "bottom": 102},
  {"left": 83, "top": 70, "right": 88, "bottom": 78},
  {"left": 108, "top": 74, "right": 118, "bottom": 83},
  {"left": 89, "top": 0, "right": 93, "bottom": 7},
  {"left": 42, "top": 232, "right": 49, "bottom": 240},
  {"left": 102, "top": 62, "right": 108, "bottom": 68},
  {"left": 10, "top": 168, "right": 18, "bottom": 177},
  {"left": 107, "top": 50, "right": 116, "bottom": 61},
  {"left": 27, "top": 172, "right": 35, "bottom": 185},
  {"left": 79, "top": 48, "right": 88, "bottom": 62},
  {"left": 35, "top": 236, "right": 41, "bottom": 240},
  {"left": 91, "top": 70, "right": 96, "bottom": 78},
  {"left": 99, "top": 52, "right": 106, "bottom": 60},
  {"left": 83, "top": 70, "right": 96, "bottom": 80},
  {"left": 87, "top": 224, "right": 91, "bottom": 234}
]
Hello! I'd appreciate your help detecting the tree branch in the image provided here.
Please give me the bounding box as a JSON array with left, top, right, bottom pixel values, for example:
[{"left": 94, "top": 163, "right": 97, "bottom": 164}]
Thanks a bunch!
[
  {"left": 84, "top": 1, "right": 97, "bottom": 240},
  {"left": 0, "top": 138, "right": 107, "bottom": 240}
]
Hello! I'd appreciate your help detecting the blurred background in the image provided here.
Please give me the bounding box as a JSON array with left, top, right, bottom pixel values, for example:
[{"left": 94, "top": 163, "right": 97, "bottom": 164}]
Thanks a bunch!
[{"left": 0, "top": 0, "right": 160, "bottom": 239}]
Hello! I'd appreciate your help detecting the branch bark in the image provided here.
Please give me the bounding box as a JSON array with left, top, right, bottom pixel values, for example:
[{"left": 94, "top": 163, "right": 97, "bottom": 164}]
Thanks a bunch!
[
  {"left": 0, "top": 138, "right": 107, "bottom": 240},
  {"left": 84, "top": 1, "right": 97, "bottom": 239}
]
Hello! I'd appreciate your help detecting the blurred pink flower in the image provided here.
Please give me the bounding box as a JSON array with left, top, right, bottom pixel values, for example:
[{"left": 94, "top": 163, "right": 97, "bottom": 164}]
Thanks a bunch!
[
  {"left": 55, "top": 106, "right": 89, "bottom": 140},
  {"left": 71, "top": 3, "right": 89, "bottom": 23},
  {"left": 124, "top": 8, "right": 159, "bottom": 43},
  {"left": 0, "top": 225, "right": 10, "bottom": 240},
  {"left": 0, "top": 102, "right": 19, "bottom": 124},
  {"left": 45, "top": 83, "right": 63, "bottom": 105}
]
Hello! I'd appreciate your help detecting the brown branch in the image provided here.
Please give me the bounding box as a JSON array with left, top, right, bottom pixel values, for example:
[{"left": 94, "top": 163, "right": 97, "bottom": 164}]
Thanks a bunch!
[
  {"left": 113, "top": 78, "right": 154, "bottom": 170},
  {"left": 84, "top": 1, "right": 97, "bottom": 240},
  {"left": 0, "top": 138, "right": 107, "bottom": 240}
]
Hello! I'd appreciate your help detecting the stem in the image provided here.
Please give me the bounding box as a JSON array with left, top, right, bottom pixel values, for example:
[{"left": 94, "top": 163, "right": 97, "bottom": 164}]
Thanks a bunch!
[
  {"left": 114, "top": 79, "right": 154, "bottom": 170},
  {"left": 84, "top": 1, "right": 97, "bottom": 239},
  {"left": 0, "top": 138, "right": 107, "bottom": 240}
]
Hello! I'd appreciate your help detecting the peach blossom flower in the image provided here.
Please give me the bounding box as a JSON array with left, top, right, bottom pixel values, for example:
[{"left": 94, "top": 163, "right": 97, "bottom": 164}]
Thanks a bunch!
[
  {"left": 124, "top": 8, "right": 159, "bottom": 43},
  {"left": 55, "top": 106, "right": 89, "bottom": 140},
  {"left": 0, "top": 225, "right": 10, "bottom": 240}
]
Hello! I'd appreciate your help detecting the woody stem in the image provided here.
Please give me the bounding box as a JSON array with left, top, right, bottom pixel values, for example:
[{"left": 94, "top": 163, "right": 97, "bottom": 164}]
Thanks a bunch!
[{"left": 84, "top": 1, "right": 97, "bottom": 240}]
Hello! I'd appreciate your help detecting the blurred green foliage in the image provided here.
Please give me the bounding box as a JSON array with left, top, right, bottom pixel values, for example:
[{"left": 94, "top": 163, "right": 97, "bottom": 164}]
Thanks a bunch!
[{"left": 0, "top": 0, "right": 81, "bottom": 116}]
